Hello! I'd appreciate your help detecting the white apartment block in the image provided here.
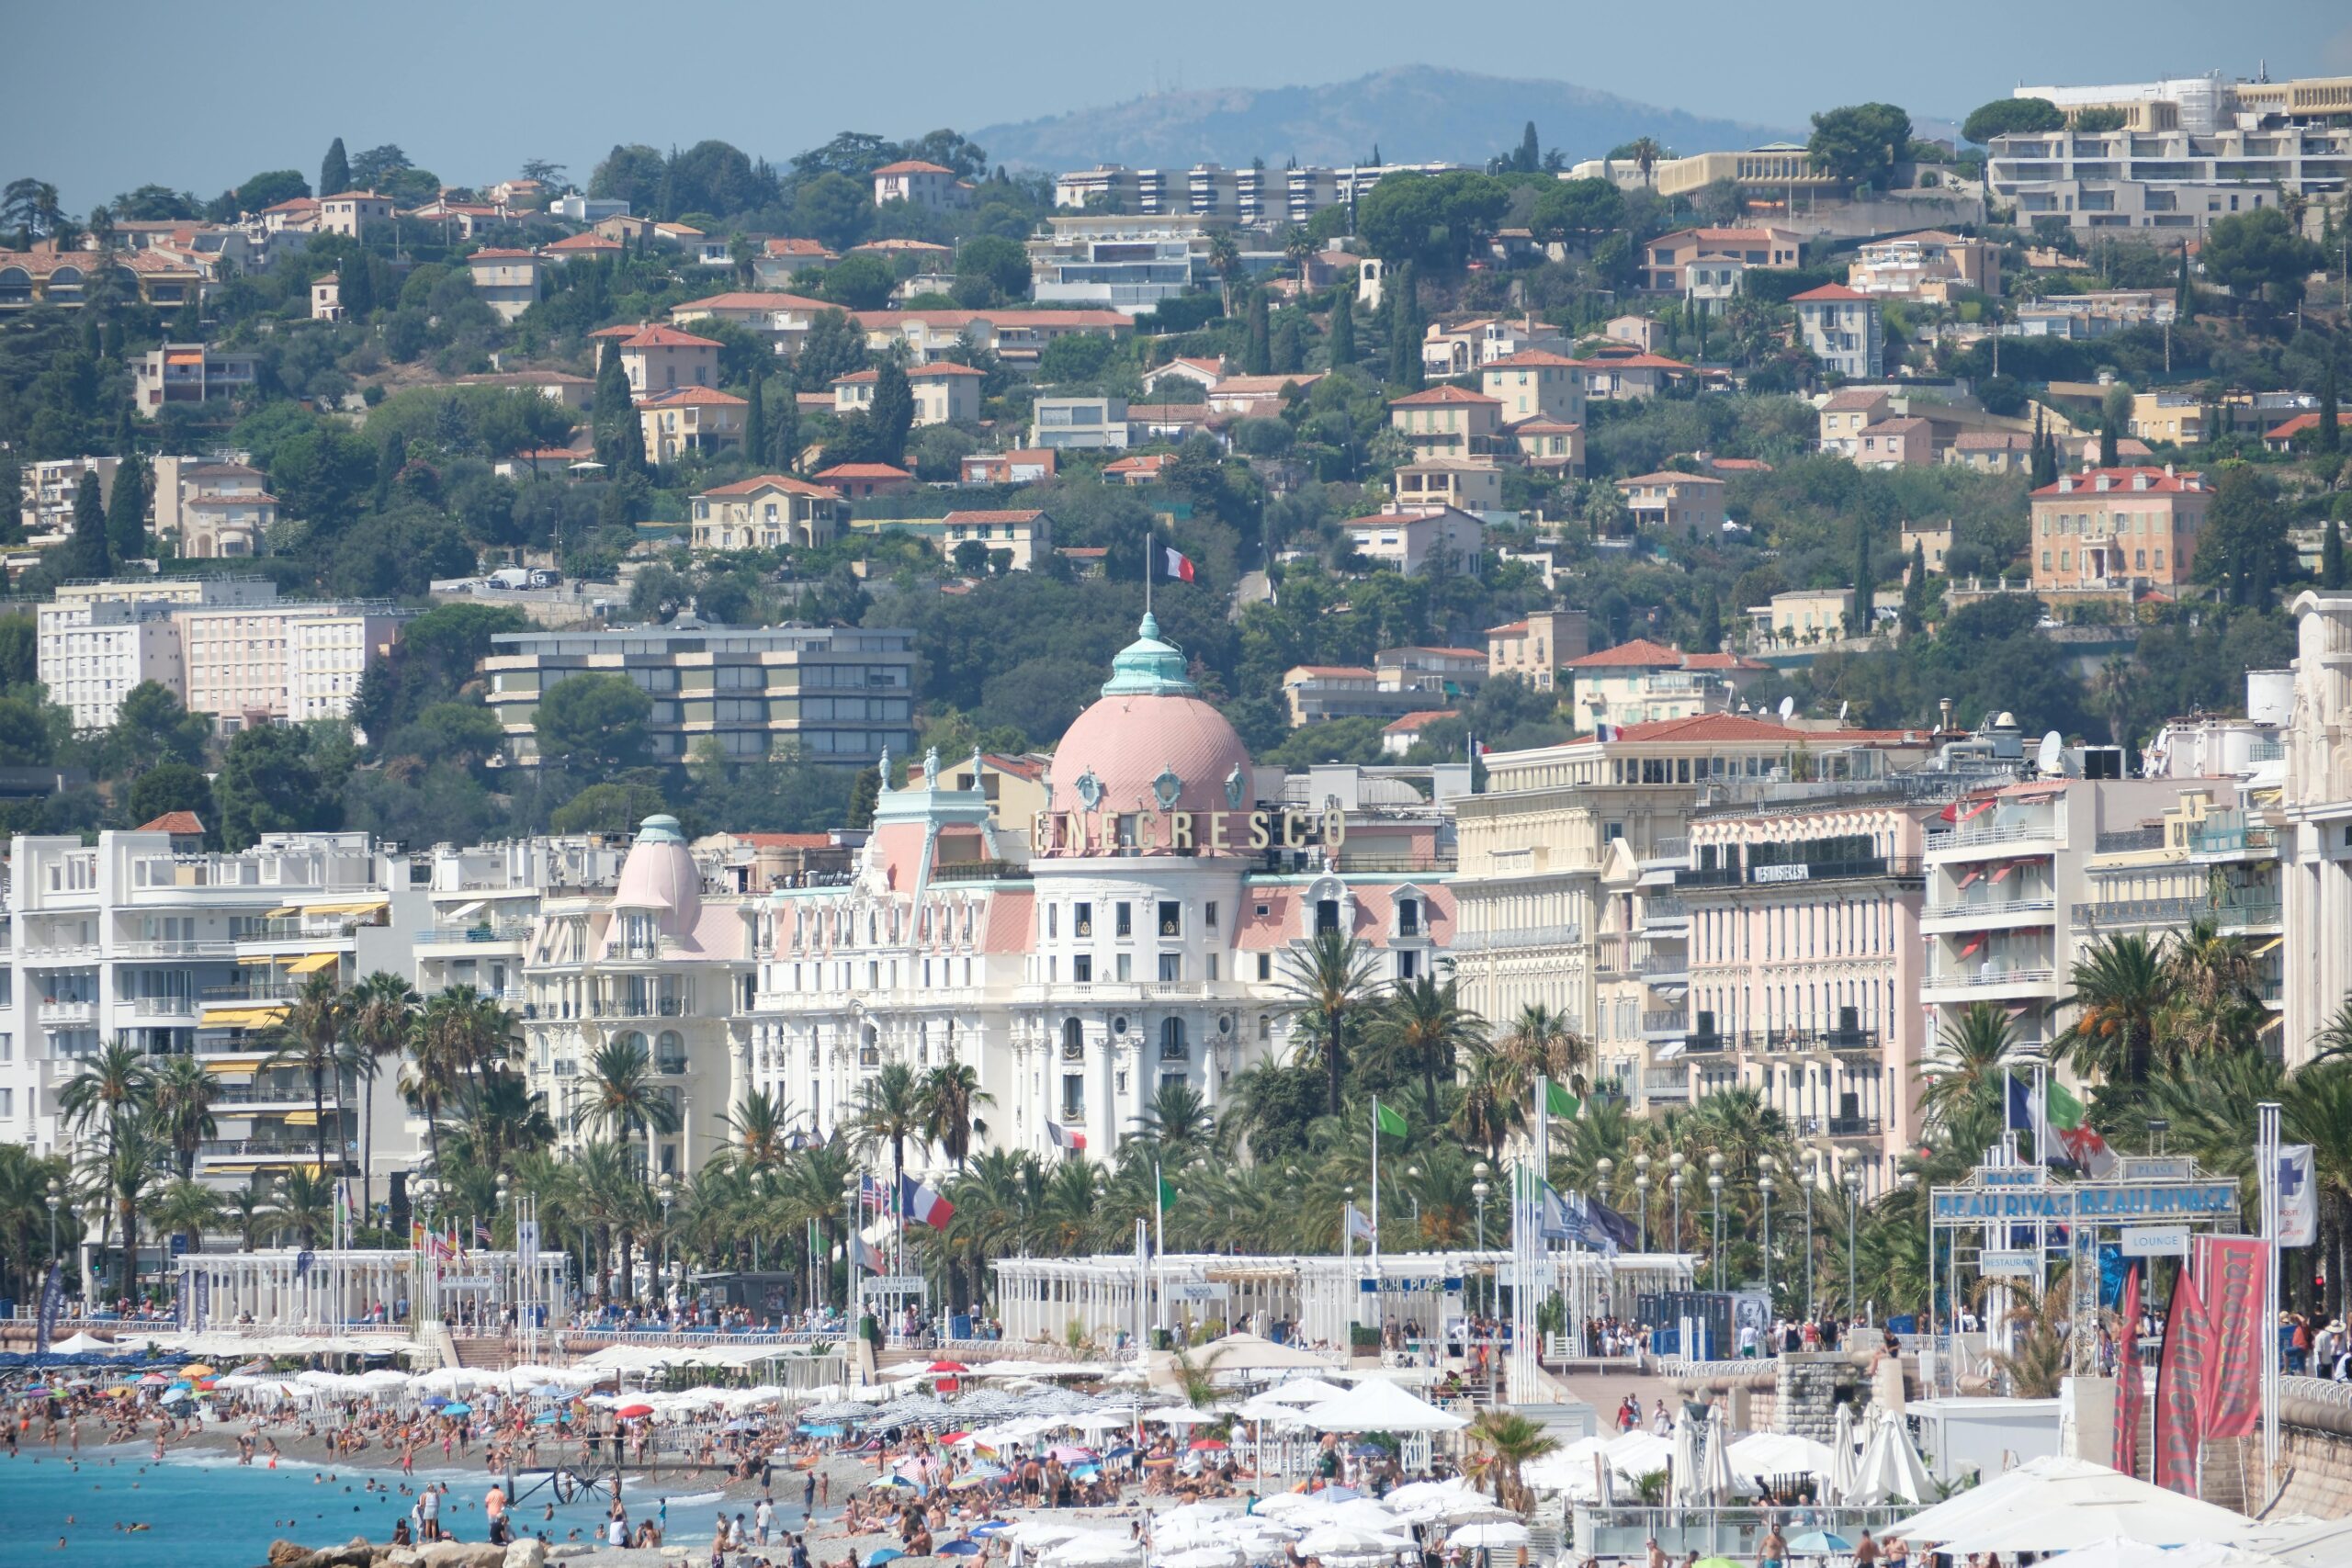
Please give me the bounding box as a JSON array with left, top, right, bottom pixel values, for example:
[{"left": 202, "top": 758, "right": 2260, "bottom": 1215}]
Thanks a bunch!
[
  {"left": 413, "top": 836, "right": 630, "bottom": 1009},
  {"left": 1985, "top": 124, "right": 2349, "bottom": 231},
  {"left": 18, "top": 457, "right": 119, "bottom": 538},
  {"left": 2285, "top": 592, "right": 2352, "bottom": 1069},
  {"left": 37, "top": 580, "right": 402, "bottom": 732},
  {"left": 1052, "top": 162, "right": 1466, "bottom": 224},
  {"left": 4, "top": 825, "right": 425, "bottom": 1218}
]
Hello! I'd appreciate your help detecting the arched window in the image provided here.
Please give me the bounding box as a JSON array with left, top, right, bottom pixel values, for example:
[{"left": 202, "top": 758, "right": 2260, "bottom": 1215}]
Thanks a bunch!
[
  {"left": 1061, "top": 1018, "right": 1084, "bottom": 1060},
  {"left": 1159, "top": 1017, "right": 1187, "bottom": 1060},
  {"left": 656, "top": 1030, "right": 684, "bottom": 1073}
]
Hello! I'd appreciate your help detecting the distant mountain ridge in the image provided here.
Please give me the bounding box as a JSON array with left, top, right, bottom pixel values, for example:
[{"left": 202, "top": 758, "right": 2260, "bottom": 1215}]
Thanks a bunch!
[{"left": 970, "top": 65, "right": 1799, "bottom": 175}]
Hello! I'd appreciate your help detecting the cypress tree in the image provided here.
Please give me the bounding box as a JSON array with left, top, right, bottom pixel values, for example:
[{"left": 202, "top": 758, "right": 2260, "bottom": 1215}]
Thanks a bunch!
[
  {"left": 1244, "top": 288, "right": 1272, "bottom": 376},
  {"left": 2324, "top": 517, "right": 2346, "bottom": 592},
  {"left": 1271, "top": 311, "right": 1303, "bottom": 375},
  {"left": 375, "top": 430, "right": 406, "bottom": 510},
  {"left": 770, "top": 386, "right": 801, "bottom": 475},
  {"left": 337, "top": 256, "right": 373, "bottom": 321},
  {"left": 1902, "top": 541, "right": 1931, "bottom": 634},
  {"left": 593, "top": 339, "right": 634, "bottom": 468},
  {"left": 321, "top": 137, "right": 350, "bottom": 197},
  {"left": 2320, "top": 360, "right": 2341, "bottom": 457},
  {"left": 1849, "top": 522, "right": 1873, "bottom": 637},
  {"left": 1519, "top": 121, "right": 1542, "bottom": 174},
  {"left": 745, "top": 374, "right": 768, "bottom": 468},
  {"left": 869, "top": 361, "right": 914, "bottom": 467},
  {"left": 1328, "top": 291, "right": 1356, "bottom": 367},
  {"left": 2175, "top": 243, "right": 2193, "bottom": 321},
  {"left": 71, "top": 470, "right": 110, "bottom": 579},
  {"left": 2099, "top": 413, "right": 2118, "bottom": 468},
  {"left": 1695, "top": 587, "right": 1722, "bottom": 652},
  {"left": 106, "top": 455, "right": 151, "bottom": 562},
  {"left": 1387, "top": 263, "right": 1422, "bottom": 389}
]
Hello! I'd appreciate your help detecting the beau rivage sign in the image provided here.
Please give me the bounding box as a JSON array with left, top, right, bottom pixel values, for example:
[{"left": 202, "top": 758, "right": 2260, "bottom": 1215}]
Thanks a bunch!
[{"left": 1034, "top": 806, "right": 1349, "bottom": 857}]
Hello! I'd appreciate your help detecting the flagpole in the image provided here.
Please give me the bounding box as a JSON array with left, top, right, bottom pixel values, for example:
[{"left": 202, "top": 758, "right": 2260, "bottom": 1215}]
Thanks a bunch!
[
  {"left": 1370, "top": 1097, "right": 1383, "bottom": 1330},
  {"left": 1154, "top": 1161, "right": 1167, "bottom": 1336},
  {"left": 2258, "top": 1099, "right": 2281, "bottom": 1506}
]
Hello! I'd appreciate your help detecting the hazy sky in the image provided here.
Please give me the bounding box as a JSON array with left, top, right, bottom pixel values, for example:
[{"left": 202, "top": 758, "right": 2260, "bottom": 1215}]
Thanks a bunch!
[{"left": 14, "top": 0, "right": 2352, "bottom": 209}]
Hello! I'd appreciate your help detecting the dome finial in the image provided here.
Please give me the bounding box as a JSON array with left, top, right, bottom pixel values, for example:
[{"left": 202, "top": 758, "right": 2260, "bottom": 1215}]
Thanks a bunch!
[{"left": 1102, "top": 614, "right": 1194, "bottom": 697}]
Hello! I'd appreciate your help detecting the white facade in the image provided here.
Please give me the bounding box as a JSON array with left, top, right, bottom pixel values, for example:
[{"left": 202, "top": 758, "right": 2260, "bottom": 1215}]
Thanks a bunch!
[
  {"left": 39, "top": 602, "right": 185, "bottom": 731},
  {"left": 2284, "top": 592, "right": 2352, "bottom": 1068}
]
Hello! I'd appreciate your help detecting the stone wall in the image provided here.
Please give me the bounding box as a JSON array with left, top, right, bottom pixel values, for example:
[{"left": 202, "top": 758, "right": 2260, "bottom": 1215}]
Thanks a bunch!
[
  {"left": 2275, "top": 1376, "right": 2352, "bottom": 1519},
  {"left": 1777, "top": 1353, "right": 1868, "bottom": 1441}
]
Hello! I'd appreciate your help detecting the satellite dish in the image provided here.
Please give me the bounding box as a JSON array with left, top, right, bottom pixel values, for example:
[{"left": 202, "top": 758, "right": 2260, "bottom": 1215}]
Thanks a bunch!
[
  {"left": 2036, "top": 731, "right": 2064, "bottom": 774},
  {"left": 1778, "top": 695, "right": 1796, "bottom": 722},
  {"left": 1838, "top": 700, "right": 1850, "bottom": 723}
]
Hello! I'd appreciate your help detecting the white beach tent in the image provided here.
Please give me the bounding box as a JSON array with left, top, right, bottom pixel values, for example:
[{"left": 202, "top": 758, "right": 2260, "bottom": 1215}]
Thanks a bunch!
[
  {"left": 1723, "top": 1431, "right": 1836, "bottom": 1486},
  {"left": 1700, "top": 1404, "right": 1738, "bottom": 1505},
  {"left": 1845, "top": 1409, "right": 1933, "bottom": 1506},
  {"left": 1298, "top": 1376, "right": 1468, "bottom": 1433},
  {"left": 1891, "top": 1455, "right": 2258, "bottom": 1554},
  {"left": 1826, "top": 1404, "right": 1859, "bottom": 1503},
  {"left": 2038, "top": 1539, "right": 2294, "bottom": 1568}
]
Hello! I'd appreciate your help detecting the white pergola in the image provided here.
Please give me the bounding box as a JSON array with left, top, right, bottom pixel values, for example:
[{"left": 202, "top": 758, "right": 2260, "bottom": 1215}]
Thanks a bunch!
[{"left": 175, "top": 1247, "right": 569, "bottom": 1330}]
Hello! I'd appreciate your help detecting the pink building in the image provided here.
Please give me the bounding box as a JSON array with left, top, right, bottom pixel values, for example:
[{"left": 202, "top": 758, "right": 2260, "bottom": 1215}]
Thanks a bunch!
[{"left": 1679, "top": 795, "right": 1936, "bottom": 1200}]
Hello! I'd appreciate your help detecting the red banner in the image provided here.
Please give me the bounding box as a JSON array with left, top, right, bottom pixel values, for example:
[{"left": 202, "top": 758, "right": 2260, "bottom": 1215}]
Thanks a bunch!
[
  {"left": 2196, "top": 1235, "right": 2268, "bottom": 1440},
  {"left": 2154, "top": 1261, "right": 2208, "bottom": 1495},
  {"left": 2113, "top": 1263, "right": 2143, "bottom": 1478}
]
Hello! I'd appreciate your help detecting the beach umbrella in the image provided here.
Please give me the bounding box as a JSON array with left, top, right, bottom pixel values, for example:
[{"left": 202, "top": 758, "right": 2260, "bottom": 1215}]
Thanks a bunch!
[
  {"left": 441, "top": 1401, "right": 472, "bottom": 1416},
  {"left": 1847, "top": 1410, "right": 1933, "bottom": 1507},
  {"left": 938, "top": 1543, "right": 983, "bottom": 1558},
  {"left": 969, "top": 1522, "right": 1012, "bottom": 1538},
  {"left": 1295, "top": 1527, "right": 1410, "bottom": 1557},
  {"left": 1189, "top": 1438, "right": 1229, "bottom": 1451},
  {"left": 1787, "top": 1532, "right": 1851, "bottom": 1555},
  {"left": 1701, "top": 1405, "right": 1736, "bottom": 1505},
  {"left": 929, "top": 1359, "right": 970, "bottom": 1372},
  {"left": 1448, "top": 1523, "right": 1530, "bottom": 1550},
  {"left": 139, "top": 1371, "right": 169, "bottom": 1385},
  {"left": 616, "top": 1403, "right": 654, "bottom": 1418},
  {"left": 1159, "top": 1550, "right": 1246, "bottom": 1568},
  {"left": 180, "top": 1364, "right": 215, "bottom": 1378},
  {"left": 161, "top": 1387, "right": 189, "bottom": 1404},
  {"left": 1048, "top": 1444, "right": 1098, "bottom": 1462},
  {"left": 1668, "top": 1408, "right": 1702, "bottom": 1508},
  {"left": 1894, "top": 1455, "right": 2257, "bottom": 1554},
  {"left": 1826, "top": 1404, "right": 1858, "bottom": 1504},
  {"left": 866, "top": 1551, "right": 905, "bottom": 1568}
]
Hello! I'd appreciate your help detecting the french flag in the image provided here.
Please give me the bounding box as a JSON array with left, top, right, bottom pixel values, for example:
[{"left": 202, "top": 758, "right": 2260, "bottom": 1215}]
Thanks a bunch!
[
  {"left": 1162, "top": 546, "right": 1195, "bottom": 583},
  {"left": 1047, "top": 1121, "right": 1086, "bottom": 1151},
  {"left": 899, "top": 1174, "right": 955, "bottom": 1229}
]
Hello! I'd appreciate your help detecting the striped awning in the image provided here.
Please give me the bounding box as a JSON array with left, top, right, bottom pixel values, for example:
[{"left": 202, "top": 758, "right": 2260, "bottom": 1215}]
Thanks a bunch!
[
  {"left": 280, "top": 1110, "right": 319, "bottom": 1125},
  {"left": 302, "top": 898, "right": 389, "bottom": 917},
  {"left": 200, "top": 1058, "right": 258, "bottom": 1076},
  {"left": 286, "top": 952, "right": 340, "bottom": 974},
  {"left": 200, "top": 1004, "right": 290, "bottom": 1028}
]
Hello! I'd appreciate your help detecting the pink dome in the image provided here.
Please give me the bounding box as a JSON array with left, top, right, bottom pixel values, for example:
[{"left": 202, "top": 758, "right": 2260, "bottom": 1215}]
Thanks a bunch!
[
  {"left": 1044, "top": 615, "right": 1253, "bottom": 845},
  {"left": 611, "top": 814, "right": 702, "bottom": 936}
]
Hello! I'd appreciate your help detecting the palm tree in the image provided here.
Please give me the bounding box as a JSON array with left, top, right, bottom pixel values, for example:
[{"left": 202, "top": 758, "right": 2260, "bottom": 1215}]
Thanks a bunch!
[
  {"left": 1131, "top": 1080, "right": 1215, "bottom": 1157},
  {"left": 1363, "top": 974, "right": 1486, "bottom": 1123},
  {"left": 1277, "top": 929, "right": 1384, "bottom": 1117},
  {"left": 272, "top": 1167, "right": 334, "bottom": 1249},
  {"left": 1283, "top": 226, "right": 1314, "bottom": 287},
  {"left": 146, "top": 1177, "right": 222, "bottom": 1256},
  {"left": 850, "top": 1059, "right": 924, "bottom": 1212},
  {"left": 1031, "top": 1155, "right": 1103, "bottom": 1257},
  {"left": 916, "top": 1062, "right": 992, "bottom": 1171},
  {"left": 2162, "top": 919, "right": 2263, "bottom": 1058},
  {"left": 1464, "top": 1410, "right": 1560, "bottom": 1510},
  {"left": 82, "top": 1120, "right": 165, "bottom": 1300},
  {"left": 346, "top": 972, "right": 419, "bottom": 1227},
  {"left": 1451, "top": 1049, "right": 1519, "bottom": 1162},
  {"left": 571, "top": 1035, "right": 680, "bottom": 1173},
  {"left": 57, "top": 1042, "right": 153, "bottom": 1260},
  {"left": 442, "top": 1067, "right": 558, "bottom": 1174},
  {"left": 770, "top": 1135, "right": 857, "bottom": 1312},
  {"left": 403, "top": 989, "right": 477, "bottom": 1178},
  {"left": 266, "top": 971, "right": 353, "bottom": 1179},
  {"left": 2057, "top": 932, "right": 2167, "bottom": 1087},
  {"left": 1918, "top": 1001, "right": 2019, "bottom": 1133},
  {"left": 1982, "top": 1267, "right": 2074, "bottom": 1397},
  {"left": 147, "top": 1052, "right": 219, "bottom": 1180},
  {"left": 0, "top": 1145, "right": 71, "bottom": 1300},
  {"left": 1206, "top": 231, "right": 1243, "bottom": 314},
  {"left": 2312, "top": 999, "right": 2352, "bottom": 1066},
  {"left": 944, "top": 1148, "right": 1035, "bottom": 1317},
  {"left": 225, "top": 1179, "right": 275, "bottom": 1252},
  {"left": 724, "top": 1088, "right": 797, "bottom": 1173},
  {"left": 2286, "top": 1063, "right": 2352, "bottom": 1318},
  {"left": 1626, "top": 138, "right": 1665, "bottom": 188}
]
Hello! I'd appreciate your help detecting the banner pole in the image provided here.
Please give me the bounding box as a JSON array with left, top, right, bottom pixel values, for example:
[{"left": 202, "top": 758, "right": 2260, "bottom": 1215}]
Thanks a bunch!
[{"left": 2259, "top": 1100, "right": 2281, "bottom": 1506}]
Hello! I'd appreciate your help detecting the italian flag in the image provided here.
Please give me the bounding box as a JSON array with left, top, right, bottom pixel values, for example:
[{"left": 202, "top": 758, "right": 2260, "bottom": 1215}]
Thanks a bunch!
[
  {"left": 1163, "top": 546, "right": 1196, "bottom": 582},
  {"left": 2043, "top": 1080, "right": 2116, "bottom": 1176}
]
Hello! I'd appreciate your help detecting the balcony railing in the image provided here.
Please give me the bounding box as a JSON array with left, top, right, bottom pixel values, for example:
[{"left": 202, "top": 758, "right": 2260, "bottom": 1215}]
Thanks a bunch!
[
  {"left": 198, "top": 1138, "right": 356, "bottom": 1160},
  {"left": 413, "top": 921, "right": 537, "bottom": 945},
  {"left": 1637, "top": 953, "right": 1690, "bottom": 977},
  {"left": 38, "top": 1000, "right": 97, "bottom": 1024},
  {"left": 1925, "top": 895, "right": 2054, "bottom": 919},
  {"left": 1805, "top": 1115, "right": 1883, "bottom": 1139},
  {"left": 1641, "top": 1008, "right": 1688, "bottom": 1033},
  {"left": 1677, "top": 856, "right": 1921, "bottom": 888},
  {"left": 114, "top": 939, "right": 240, "bottom": 958},
  {"left": 1926, "top": 964, "right": 2056, "bottom": 988},
  {"left": 1928, "top": 816, "right": 2065, "bottom": 851},
  {"left": 2095, "top": 825, "right": 2165, "bottom": 855},
  {"left": 1451, "top": 923, "right": 1582, "bottom": 953},
  {"left": 1642, "top": 1070, "right": 1691, "bottom": 1096},
  {"left": 2072, "top": 893, "right": 2281, "bottom": 931}
]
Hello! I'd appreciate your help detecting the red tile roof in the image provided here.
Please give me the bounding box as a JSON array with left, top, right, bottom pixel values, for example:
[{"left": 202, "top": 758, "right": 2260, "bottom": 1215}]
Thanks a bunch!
[
  {"left": 1616, "top": 470, "right": 1726, "bottom": 487},
  {"left": 1600, "top": 714, "right": 1922, "bottom": 745},
  {"left": 1566, "top": 637, "right": 1686, "bottom": 669},
  {"left": 2264, "top": 412, "right": 2352, "bottom": 441},
  {"left": 763, "top": 238, "right": 836, "bottom": 257},
  {"left": 1791, "top": 284, "right": 1871, "bottom": 302},
  {"left": 941, "top": 509, "right": 1046, "bottom": 524},
  {"left": 1822, "top": 390, "right": 1890, "bottom": 412},
  {"left": 622, "top": 324, "right": 721, "bottom": 349},
  {"left": 466, "top": 247, "right": 539, "bottom": 260},
  {"left": 1288, "top": 665, "right": 1377, "bottom": 679},
  {"left": 138, "top": 811, "right": 205, "bottom": 835},
  {"left": 674, "top": 290, "right": 831, "bottom": 313},
  {"left": 1384, "top": 710, "right": 1454, "bottom": 733},
  {"left": 873, "top": 161, "right": 956, "bottom": 176},
  {"left": 1390, "top": 385, "right": 1502, "bottom": 407},
  {"left": 1506, "top": 416, "right": 1582, "bottom": 434},
  {"left": 639, "top": 386, "right": 746, "bottom": 407},
  {"left": 2032, "top": 468, "right": 2208, "bottom": 497},
  {"left": 544, "top": 232, "right": 624, "bottom": 251},
  {"left": 1586, "top": 352, "right": 1692, "bottom": 370},
  {"left": 815, "top": 463, "right": 913, "bottom": 479},
  {"left": 736, "top": 831, "right": 836, "bottom": 849},
  {"left": 699, "top": 474, "right": 842, "bottom": 499},
  {"left": 1487, "top": 619, "right": 1531, "bottom": 636}
]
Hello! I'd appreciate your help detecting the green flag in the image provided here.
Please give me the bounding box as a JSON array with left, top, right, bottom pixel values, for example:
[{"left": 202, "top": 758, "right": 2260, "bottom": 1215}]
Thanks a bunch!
[
  {"left": 1159, "top": 1174, "right": 1178, "bottom": 1211},
  {"left": 1375, "top": 1100, "right": 1408, "bottom": 1139},
  {"left": 1545, "top": 1081, "right": 1580, "bottom": 1119},
  {"left": 2045, "top": 1079, "right": 2087, "bottom": 1132}
]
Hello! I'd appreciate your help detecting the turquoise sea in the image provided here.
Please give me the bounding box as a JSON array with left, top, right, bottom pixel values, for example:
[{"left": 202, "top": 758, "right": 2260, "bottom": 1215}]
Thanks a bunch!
[{"left": 0, "top": 1447, "right": 764, "bottom": 1568}]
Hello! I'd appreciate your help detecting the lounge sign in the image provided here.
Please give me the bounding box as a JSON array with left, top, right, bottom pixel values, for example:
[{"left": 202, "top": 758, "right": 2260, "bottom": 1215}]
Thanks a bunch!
[{"left": 1037, "top": 807, "right": 1348, "bottom": 856}]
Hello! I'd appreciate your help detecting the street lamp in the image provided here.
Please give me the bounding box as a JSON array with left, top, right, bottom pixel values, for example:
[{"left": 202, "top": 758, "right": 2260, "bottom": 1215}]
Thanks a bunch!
[
  {"left": 1634, "top": 1169, "right": 1652, "bottom": 1254},
  {"left": 46, "top": 1178, "right": 61, "bottom": 1267},
  {"left": 1844, "top": 1168, "right": 1862, "bottom": 1322},
  {"left": 1670, "top": 1161, "right": 1687, "bottom": 1258},
  {"left": 1471, "top": 1168, "right": 1490, "bottom": 1316},
  {"left": 1707, "top": 1171, "right": 1725, "bottom": 1292},
  {"left": 1758, "top": 1156, "right": 1776, "bottom": 1315},
  {"left": 1406, "top": 1165, "right": 1422, "bottom": 1233},
  {"left": 657, "top": 1173, "right": 676, "bottom": 1296}
]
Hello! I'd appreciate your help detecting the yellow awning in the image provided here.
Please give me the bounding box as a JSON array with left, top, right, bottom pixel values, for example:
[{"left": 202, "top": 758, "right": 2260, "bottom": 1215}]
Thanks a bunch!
[
  {"left": 286, "top": 952, "right": 340, "bottom": 974},
  {"left": 280, "top": 1110, "right": 319, "bottom": 1125},
  {"left": 2252, "top": 936, "right": 2285, "bottom": 955},
  {"left": 264, "top": 905, "right": 300, "bottom": 919},
  {"left": 199, "top": 1004, "right": 290, "bottom": 1028},
  {"left": 200, "top": 1059, "right": 257, "bottom": 1076},
  {"left": 302, "top": 898, "right": 389, "bottom": 917},
  {"left": 239, "top": 953, "right": 276, "bottom": 964}
]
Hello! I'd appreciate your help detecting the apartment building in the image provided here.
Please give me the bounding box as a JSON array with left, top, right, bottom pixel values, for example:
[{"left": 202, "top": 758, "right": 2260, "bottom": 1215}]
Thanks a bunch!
[
  {"left": 831, "top": 362, "right": 984, "bottom": 426},
  {"left": 18, "top": 457, "right": 119, "bottom": 537},
  {"left": 462, "top": 249, "right": 546, "bottom": 321},
  {"left": 1571, "top": 144, "right": 1838, "bottom": 201},
  {"left": 1480, "top": 350, "right": 1588, "bottom": 427},
  {"left": 1447, "top": 716, "right": 1936, "bottom": 1039},
  {"left": 1026, "top": 215, "right": 1234, "bottom": 308},
  {"left": 618, "top": 325, "right": 720, "bottom": 400},
  {"left": 1388, "top": 386, "right": 1504, "bottom": 459},
  {"left": 179, "top": 602, "right": 404, "bottom": 731},
  {"left": 1486, "top": 610, "right": 1590, "bottom": 691},
  {"left": 1562, "top": 638, "right": 1770, "bottom": 732},
  {"left": 3, "top": 825, "right": 424, "bottom": 1205},
  {"left": 690, "top": 475, "right": 847, "bottom": 552},
  {"left": 1615, "top": 471, "right": 1730, "bottom": 536},
  {"left": 0, "top": 248, "right": 205, "bottom": 313},
  {"left": 1921, "top": 771, "right": 2230, "bottom": 1055},
  {"left": 133, "top": 343, "right": 262, "bottom": 413},
  {"left": 412, "top": 836, "right": 629, "bottom": 1011},
  {"left": 1340, "top": 506, "right": 1486, "bottom": 577},
  {"left": 668, "top": 290, "right": 834, "bottom": 353},
  {"left": 1394, "top": 460, "right": 1503, "bottom": 515},
  {"left": 40, "top": 601, "right": 185, "bottom": 731},
  {"left": 1029, "top": 396, "right": 1132, "bottom": 451},
  {"left": 2030, "top": 464, "right": 2210, "bottom": 596},
  {"left": 519, "top": 816, "right": 754, "bottom": 1179},
  {"left": 1051, "top": 162, "right": 1465, "bottom": 224},
  {"left": 2285, "top": 592, "right": 2352, "bottom": 1069},
  {"left": 1641, "top": 227, "right": 1804, "bottom": 292},
  {"left": 481, "top": 624, "right": 918, "bottom": 765},
  {"left": 1984, "top": 124, "right": 2349, "bottom": 231},
  {"left": 1792, "top": 286, "right": 1884, "bottom": 379},
  {"left": 171, "top": 460, "right": 277, "bottom": 558},
  {"left": 853, "top": 509, "right": 1056, "bottom": 572},
  {"left": 638, "top": 387, "right": 748, "bottom": 465},
  {"left": 1845, "top": 231, "right": 2000, "bottom": 301}
]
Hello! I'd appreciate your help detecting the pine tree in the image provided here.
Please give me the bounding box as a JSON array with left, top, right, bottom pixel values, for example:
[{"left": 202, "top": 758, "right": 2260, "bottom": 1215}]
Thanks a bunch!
[
  {"left": 868, "top": 360, "right": 914, "bottom": 467},
  {"left": 1328, "top": 291, "right": 1357, "bottom": 367},
  {"left": 2324, "top": 517, "right": 2346, "bottom": 592},
  {"left": 70, "top": 470, "right": 110, "bottom": 579},
  {"left": 1849, "top": 522, "right": 1873, "bottom": 637},
  {"left": 106, "top": 455, "right": 150, "bottom": 562},
  {"left": 321, "top": 138, "right": 351, "bottom": 197},
  {"left": 2320, "top": 360, "right": 2341, "bottom": 457},
  {"left": 2030, "top": 408, "right": 2057, "bottom": 488},
  {"left": 745, "top": 374, "right": 768, "bottom": 468},
  {"left": 1244, "top": 288, "right": 1272, "bottom": 376}
]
